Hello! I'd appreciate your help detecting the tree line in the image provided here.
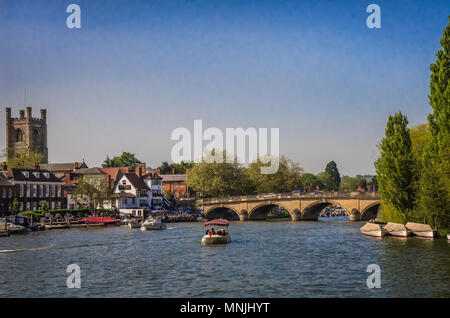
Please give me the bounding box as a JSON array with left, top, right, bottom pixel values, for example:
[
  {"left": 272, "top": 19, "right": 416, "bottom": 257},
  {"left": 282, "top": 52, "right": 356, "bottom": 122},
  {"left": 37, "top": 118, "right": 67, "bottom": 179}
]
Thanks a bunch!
[{"left": 375, "top": 17, "right": 449, "bottom": 233}]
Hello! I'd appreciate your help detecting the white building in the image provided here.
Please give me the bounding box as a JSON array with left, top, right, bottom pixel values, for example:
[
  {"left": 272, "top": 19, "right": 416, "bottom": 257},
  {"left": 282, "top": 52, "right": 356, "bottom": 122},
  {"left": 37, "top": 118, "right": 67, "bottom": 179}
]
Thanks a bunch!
[{"left": 110, "top": 169, "right": 164, "bottom": 217}]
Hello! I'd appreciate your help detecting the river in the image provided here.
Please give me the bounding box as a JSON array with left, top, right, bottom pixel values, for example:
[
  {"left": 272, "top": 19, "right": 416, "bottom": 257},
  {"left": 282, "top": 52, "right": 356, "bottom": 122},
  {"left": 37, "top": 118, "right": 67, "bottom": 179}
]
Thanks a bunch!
[{"left": 0, "top": 217, "right": 448, "bottom": 297}]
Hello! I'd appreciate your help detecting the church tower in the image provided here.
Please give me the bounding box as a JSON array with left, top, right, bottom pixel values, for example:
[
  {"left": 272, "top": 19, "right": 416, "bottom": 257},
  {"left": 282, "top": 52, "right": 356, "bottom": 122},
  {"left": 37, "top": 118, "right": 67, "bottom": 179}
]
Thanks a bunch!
[{"left": 5, "top": 107, "right": 48, "bottom": 163}]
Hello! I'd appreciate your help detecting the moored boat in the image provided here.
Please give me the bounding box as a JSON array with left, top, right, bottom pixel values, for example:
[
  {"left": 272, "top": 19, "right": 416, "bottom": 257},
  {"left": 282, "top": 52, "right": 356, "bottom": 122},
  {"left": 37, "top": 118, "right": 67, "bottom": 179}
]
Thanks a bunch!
[
  {"left": 384, "top": 222, "right": 411, "bottom": 238},
  {"left": 202, "top": 219, "right": 231, "bottom": 244},
  {"left": 141, "top": 215, "right": 166, "bottom": 230},
  {"left": 405, "top": 222, "right": 436, "bottom": 239},
  {"left": 360, "top": 222, "right": 387, "bottom": 237}
]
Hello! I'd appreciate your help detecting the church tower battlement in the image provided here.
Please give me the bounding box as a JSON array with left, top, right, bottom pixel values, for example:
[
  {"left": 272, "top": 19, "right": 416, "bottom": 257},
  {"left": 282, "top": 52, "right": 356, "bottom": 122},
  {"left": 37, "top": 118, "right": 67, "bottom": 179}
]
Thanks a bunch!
[{"left": 5, "top": 107, "right": 48, "bottom": 163}]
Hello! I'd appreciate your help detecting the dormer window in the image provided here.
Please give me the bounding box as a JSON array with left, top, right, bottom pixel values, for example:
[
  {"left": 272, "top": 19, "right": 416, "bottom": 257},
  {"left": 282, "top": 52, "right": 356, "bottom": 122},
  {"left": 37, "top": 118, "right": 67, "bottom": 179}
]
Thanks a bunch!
[
  {"left": 22, "top": 171, "right": 29, "bottom": 178},
  {"left": 43, "top": 172, "right": 50, "bottom": 178},
  {"left": 122, "top": 180, "right": 126, "bottom": 185},
  {"left": 32, "top": 172, "right": 40, "bottom": 178}
]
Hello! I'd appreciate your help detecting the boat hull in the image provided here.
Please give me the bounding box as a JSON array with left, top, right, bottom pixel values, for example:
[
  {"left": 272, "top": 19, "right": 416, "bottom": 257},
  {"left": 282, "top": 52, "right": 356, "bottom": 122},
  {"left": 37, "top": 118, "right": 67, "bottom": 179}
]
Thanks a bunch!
[
  {"left": 141, "top": 223, "right": 167, "bottom": 230},
  {"left": 360, "top": 229, "right": 386, "bottom": 238},
  {"left": 411, "top": 231, "right": 435, "bottom": 239},
  {"left": 202, "top": 234, "right": 231, "bottom": 245},
  {"left": 387, "top": 229, "right": 411, "bottom": 238}
]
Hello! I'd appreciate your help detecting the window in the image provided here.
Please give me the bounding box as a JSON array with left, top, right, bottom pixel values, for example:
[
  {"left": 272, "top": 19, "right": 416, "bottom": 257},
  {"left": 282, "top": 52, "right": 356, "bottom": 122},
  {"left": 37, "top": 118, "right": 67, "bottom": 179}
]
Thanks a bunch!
[
  {"left": 22, "top": 171, "right": 29, "bottom": 178},
  {"left": 8, "top": 188, "right": 12, "bottom": 198},
  {"left": 26, "top": 184, "right": 30, "bottom": 197},
  {"left": 122, "top": 180, "right": 126, "bottom": 185},
  {"left": 33, "top": 172, "right": 40, "bottom": 178},
  {"left": 15, "top": 129, "right": 23, "bottom": 142},
  {"left": 20, "top": 184, "right": 24, "bottom": 197},
  {"left": 57, "top": 185, "right": 61, "bottom": 197},
  {"left": 39, "top": 185, "right": 43, "bottom": 197},
  {"left": 32, "top": 185, "right": 37, "bottom": 197},
  {"left": 43, "top": 173, "right": 50, "bottom": 179}
]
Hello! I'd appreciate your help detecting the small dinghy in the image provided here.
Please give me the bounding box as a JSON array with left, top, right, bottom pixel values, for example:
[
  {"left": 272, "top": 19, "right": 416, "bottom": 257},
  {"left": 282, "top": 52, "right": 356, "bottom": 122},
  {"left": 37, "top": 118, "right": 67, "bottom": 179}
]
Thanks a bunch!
[
  {"left": 405, "top": 222, "right": 436, "bottom": 239},
  {"left": 384, "top": 222, "right": 411, "bottom": 238},
  {"left": 360, "top": 222, "right": 387, "bottom": 237}
]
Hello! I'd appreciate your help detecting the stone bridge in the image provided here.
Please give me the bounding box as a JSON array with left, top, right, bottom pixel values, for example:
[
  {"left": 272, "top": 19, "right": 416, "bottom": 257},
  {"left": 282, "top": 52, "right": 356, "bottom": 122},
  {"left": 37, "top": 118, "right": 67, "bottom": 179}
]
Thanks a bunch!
[{"left": 196, "top": 192, "right": 381, "bottom": 221}]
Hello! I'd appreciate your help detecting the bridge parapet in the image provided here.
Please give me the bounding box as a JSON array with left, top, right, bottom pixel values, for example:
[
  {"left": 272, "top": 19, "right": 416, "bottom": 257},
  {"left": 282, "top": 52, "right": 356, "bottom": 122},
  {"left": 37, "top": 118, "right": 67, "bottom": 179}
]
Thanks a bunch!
[{"left": 198, "top": 191, "right": 380, "bottom": 204}]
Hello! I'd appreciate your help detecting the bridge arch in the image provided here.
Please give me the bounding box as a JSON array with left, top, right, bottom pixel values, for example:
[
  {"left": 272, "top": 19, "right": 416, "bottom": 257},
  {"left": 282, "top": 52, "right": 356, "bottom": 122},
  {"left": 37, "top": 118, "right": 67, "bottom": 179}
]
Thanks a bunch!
[
  {"left": 204, "top": 205, "right": 240, "bottom": 220},
  {"left": 301, "top": 200, "right": 351, "bottom": 220},
  {"left": 248, "top": 202, "right": 294, "bottom": 220},
  {"left": 360, "top": 202, "right": 381, "bottom": 221}
]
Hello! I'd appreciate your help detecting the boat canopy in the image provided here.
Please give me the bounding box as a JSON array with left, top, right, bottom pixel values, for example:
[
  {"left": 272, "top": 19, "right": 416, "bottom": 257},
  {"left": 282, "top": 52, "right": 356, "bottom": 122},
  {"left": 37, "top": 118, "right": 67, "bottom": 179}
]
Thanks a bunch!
[
  {"left": 360, "top": 222, "right": 382, "bottom": 231},
  {"left": 384, "top": 222, "right": 407, "bottom": 232},
  {"left": 204, "top": 219, "right": 229, "bottom": 227},
  {"left": 405, "top": 222, "right": 433, "bottom": 232}
]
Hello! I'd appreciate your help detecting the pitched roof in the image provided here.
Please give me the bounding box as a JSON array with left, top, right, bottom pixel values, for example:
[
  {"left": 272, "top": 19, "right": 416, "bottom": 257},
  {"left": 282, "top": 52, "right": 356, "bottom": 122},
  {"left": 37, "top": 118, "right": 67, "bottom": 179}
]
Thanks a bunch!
[
  {"left": 123, "top": 173, "right": 149, "bottom": 190},
  {"left": 40, "top": 162, "right": 88, "bottom": 172},
  {"left": 73, "top": 168, "right": 106, "bottom": 175},
  {"left": 159, "top": 174, "right": 186, "bottom": 182},
  {"left": 4, "top": 168, "right": 62, "bottom": 183},
  {"left": 100, "top": 167, "right": 129, "bottom": 181},
  {"left": 142, "top": 172, "right": 162, "bottom": 180}
]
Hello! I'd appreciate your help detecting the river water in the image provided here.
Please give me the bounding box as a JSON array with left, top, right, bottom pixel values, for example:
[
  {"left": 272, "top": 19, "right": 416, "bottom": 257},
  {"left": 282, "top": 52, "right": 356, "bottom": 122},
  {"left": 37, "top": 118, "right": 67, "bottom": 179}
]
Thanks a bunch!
[{"left": 0, "top": 217, "right": 448, "bottom": 297}]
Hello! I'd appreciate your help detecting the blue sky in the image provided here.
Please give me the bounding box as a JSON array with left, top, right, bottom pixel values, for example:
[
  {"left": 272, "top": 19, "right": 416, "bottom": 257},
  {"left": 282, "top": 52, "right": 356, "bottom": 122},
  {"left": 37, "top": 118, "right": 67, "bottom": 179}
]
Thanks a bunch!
[{"left": 0, "top": 0, "right": 449, "bottom": 175}]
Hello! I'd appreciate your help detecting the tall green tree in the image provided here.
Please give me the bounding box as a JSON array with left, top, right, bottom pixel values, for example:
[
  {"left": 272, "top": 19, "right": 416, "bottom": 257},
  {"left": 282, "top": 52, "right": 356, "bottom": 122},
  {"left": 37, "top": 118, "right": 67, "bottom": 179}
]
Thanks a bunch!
[
  {"left": 324, "top": 161, "right": 341, "bottom": 190},
  {"left": 185, "top": 151, "right": 251, "bottom": 197},
  {"left": 3, "top": 149, "right": 44, "bottom": 169},
  {"left": 302, "top": 173, "right": 323, "bottom": 191},
  {"left": 246, "top": 156, "right": 303, "bottom": 194},
  {"left": 420, "top": 17, "right": 450, "bottom": 229},
  {"left": 102, "top": 152, "right": 142, "bottom": 169},
  {"left": 375, "top": 111, "right": 415, "bottom": 222}
]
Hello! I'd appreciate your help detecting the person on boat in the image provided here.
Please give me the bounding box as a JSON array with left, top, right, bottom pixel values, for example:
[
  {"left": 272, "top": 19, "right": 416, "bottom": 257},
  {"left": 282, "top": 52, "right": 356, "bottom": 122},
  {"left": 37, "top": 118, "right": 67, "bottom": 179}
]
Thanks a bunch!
[
  {"left": 211, "top": 228, "right": 215, "bottom": 235},
  {"left": 205, "top": 229, "right": 209, "bottom": 235}
]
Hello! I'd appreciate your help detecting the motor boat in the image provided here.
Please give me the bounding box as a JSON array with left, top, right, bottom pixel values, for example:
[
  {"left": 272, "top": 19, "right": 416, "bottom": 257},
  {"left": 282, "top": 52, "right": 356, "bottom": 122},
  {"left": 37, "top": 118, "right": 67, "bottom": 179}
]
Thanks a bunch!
[
  {"left": 202, "top": 219, "right": 231, "bottom": 244},
  {"left": 360, "top": 222, "right": 387, "bottom": 237},
  {"left": 405, "top": 222, "right": 436, "bottom": 238},
  {"left": 141, "top": 215, "right": 166, "bottom": 231},
  {"left": 383, "top": 222, "right": 411, "bottom": 238}
]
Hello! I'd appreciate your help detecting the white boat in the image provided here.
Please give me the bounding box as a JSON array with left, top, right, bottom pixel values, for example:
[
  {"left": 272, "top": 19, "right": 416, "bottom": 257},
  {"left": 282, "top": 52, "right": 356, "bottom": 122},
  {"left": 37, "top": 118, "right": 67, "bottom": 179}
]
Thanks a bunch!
[
  {"left": 127, "top": 219, "right": 140, "bottom": 228},
  {"left": 447, "top": 234, "right": 450, "bottom": 241},
  {"left": 384, "top": 222, "right": 411, "bottom": 238},
  {"left": 141, "top": 216, "right": 166, "bottom": 231},
  {"left": 202, "top": 219, "right": 231, "bottom": 244},
  {"left": 405, "top": 222, "right": 436, "bottom": 239},
  {"left": 360, "top": 222, "right": 387, "bottom": 237}
]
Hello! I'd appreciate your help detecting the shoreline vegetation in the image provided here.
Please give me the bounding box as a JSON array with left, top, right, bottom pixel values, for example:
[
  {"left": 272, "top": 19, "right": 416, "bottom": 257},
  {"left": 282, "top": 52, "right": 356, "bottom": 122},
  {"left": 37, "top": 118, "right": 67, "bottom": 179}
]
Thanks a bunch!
[{"left": 375, "top": 17, "right": 450, "bottom": 236}]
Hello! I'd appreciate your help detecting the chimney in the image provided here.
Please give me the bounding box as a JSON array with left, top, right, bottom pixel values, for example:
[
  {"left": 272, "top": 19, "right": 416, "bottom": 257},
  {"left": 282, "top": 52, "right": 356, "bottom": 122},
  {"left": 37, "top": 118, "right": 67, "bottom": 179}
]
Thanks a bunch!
[
  {"left": 6, "top": 108, "right": 11, "bottom": 121},
  {"left": 2, "top": 162, "right": 7, "bottom": 171},
  {"left": 106, "top": 175, "right": 111, "bottom": 192},
  {"left": 63, "top": 170, "right": 71, "bottom": 184},
  {"left": 19, "top": 110, "right": 25, "bottom": 119},
  {"left": 172, "top": 167, "right": 175, "bottom": 175},
  {"left": 137, "top": 165, "right": 142, "bottom": 178},
  {"left": 74, "top": 162, "right": 79, "bottom": 170},
  {"left": 142, "top": 162, "right": 146, "bottom": 173},
  {"left": 156, "top": 168, "right": 161, "bottom": 175},
  {"left": 34, "top": 162, "right": 40, "bottom": 170}
]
